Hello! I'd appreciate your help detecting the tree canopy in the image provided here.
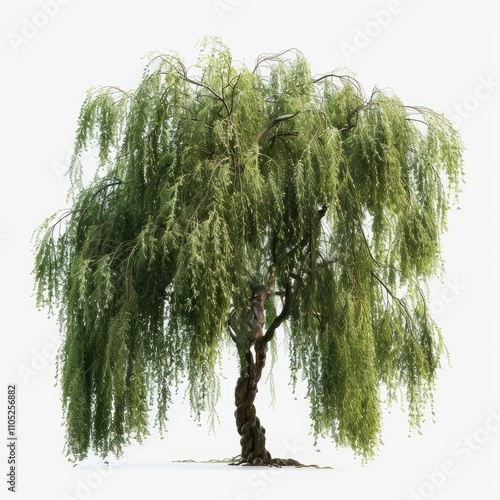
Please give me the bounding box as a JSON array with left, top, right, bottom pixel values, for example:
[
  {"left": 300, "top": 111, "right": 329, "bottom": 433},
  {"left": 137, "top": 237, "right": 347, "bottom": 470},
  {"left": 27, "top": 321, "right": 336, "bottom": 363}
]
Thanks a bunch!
[{"left": 34, "top": 39, "right": 464, "bottom": 462}]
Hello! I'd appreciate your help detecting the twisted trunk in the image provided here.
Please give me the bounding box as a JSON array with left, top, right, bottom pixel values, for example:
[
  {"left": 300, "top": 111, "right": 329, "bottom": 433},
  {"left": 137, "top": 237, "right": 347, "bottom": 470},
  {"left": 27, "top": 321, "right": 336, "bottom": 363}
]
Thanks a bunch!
[
  {"left": 230, "top": 270, "right": 296, "bottom": 466},
  {"left": 232, "top": 282, "right": 272, "bottom": 464},
  {"left": 234, "top": 336, "right": 271, "bottom": 465}
]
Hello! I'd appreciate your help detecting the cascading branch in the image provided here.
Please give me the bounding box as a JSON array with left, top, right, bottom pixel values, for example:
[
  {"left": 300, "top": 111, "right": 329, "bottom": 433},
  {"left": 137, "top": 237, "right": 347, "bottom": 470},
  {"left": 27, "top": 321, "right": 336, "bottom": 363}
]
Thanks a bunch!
[{"left": 33, "top": 38, "right": 464, "bottom": 464}]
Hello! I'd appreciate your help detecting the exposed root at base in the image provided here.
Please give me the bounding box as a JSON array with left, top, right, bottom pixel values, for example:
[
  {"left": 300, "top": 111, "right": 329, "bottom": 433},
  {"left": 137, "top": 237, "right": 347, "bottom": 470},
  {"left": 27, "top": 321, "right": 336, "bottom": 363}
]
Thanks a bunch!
[
  {"left": 174, "top": 455, "right": 332, "bottom": 469},
  {"left": 229, "top": 457, "right": 331, "bottom": 469}
]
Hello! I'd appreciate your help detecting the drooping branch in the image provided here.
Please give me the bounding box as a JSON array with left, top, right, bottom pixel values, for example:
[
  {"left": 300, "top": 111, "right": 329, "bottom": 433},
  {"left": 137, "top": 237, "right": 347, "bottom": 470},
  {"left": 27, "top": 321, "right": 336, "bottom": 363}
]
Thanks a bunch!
[
  {"left": 85, "top": 180, "right": 123, "bottom": 208},
  {"left": 312, "top": 72, "right": 365, "bottom": 96},
  {"left": 156, "top": 55, "right": 232, "bottom": 117},
  {"left": 252, "top": 48, "right": 303, "bottom": 75},
  {"left": 338, "top": 87, "right": 379, "bottom": 133},
  {"left": 257, "top": 112, "right": 300, "bottom": 143},
  {"left": 370, "top": 270, "right": 422, "bottom": 347}
]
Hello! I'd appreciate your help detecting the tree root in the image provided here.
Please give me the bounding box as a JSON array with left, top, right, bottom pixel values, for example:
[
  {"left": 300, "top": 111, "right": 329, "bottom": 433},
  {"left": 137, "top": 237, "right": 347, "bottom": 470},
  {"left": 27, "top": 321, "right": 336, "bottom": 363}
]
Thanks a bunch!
[
  {"left": 229, "top": 456, "right": 331, "bottom": 469},
  {"left": 174, "top": 455, "right": 331, "bottom": 468}
]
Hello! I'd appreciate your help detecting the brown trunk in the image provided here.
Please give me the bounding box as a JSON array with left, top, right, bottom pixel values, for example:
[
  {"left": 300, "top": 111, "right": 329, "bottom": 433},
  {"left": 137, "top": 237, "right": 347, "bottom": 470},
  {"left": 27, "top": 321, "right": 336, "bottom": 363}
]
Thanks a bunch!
[
  {"left": 230, "top": 270, "right": 300, "bottom": 466},
  {"left": 234, "top": 337, "right": 272, "bottom": 465},
  {"left": 232, "top": 281, "right": 272, "bottom": 465}
]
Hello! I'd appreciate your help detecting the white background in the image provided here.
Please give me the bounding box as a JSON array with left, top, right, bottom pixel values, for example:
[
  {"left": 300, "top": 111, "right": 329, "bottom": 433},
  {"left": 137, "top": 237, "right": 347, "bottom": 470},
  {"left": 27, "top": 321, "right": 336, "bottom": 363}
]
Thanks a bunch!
[{"left": 1, "top": 1, "right": 499, "bottom": 499}]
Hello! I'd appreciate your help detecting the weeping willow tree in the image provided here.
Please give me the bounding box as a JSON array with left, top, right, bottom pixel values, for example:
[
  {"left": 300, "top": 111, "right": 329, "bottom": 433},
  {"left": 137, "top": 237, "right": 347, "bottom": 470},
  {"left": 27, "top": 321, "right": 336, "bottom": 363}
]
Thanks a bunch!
[{"left": 34, "top": 39, "right": 463, "bottom": 465}]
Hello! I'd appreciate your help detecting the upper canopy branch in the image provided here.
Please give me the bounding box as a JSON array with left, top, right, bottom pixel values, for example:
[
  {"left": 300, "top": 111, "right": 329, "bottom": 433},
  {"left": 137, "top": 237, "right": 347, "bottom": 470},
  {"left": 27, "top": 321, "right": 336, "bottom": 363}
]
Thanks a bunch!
[
  {"left": 252, "top": 48, "right": 303, "bottom": 75},
  {"left": 312, "top": 72, "right": 365, "bottom": 97},
  {"left": 257, "top": 112, "right": 300, "bottom": 143},
  {"left": 338, "top": 87, "right": 379, "bottom": 133},
  {"left": 156, "top": 54, "right": 232, "bottom": 117}
]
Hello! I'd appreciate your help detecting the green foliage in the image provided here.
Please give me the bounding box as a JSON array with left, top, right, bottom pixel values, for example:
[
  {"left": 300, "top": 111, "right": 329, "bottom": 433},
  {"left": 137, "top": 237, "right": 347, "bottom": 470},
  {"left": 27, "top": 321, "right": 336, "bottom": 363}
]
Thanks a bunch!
[{"left": 34, "top": 38, "right": 463, "bottom": 461}]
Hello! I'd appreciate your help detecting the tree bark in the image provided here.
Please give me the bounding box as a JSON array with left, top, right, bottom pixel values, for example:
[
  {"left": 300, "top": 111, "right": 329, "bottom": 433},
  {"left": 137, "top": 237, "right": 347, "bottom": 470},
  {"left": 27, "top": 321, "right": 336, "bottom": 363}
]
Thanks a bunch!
[
  {"left": 232, "top": 282, "right": 273, "bottom": 465},
  {"left": 230, "top": 271, "right": 299, "bottom": 466},
  {"left": 234, "top": 336, "right": 272, "bottom": 465}
]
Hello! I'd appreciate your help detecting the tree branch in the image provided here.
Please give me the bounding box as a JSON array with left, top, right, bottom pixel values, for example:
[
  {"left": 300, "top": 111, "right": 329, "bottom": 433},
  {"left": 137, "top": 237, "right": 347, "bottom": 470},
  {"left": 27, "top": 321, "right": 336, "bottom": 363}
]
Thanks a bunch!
[
  {"left": 338, "top": 88, "right": 379, "bottom": 133},
  {"left": 262, "top": 277, "right": 291, "bottom": 343},
  {"left": 252, "top": 49, "right": 302, "bottom": 75},
  {"left": 228, "top": 309, "right": 240, "bottom": 344},
  {"left": 370, "top": 271, "right": 422, "bottom": 347},
  {"left": 157, "top": 55, "right": 231, "bottom": 117},
  {"left": 257, "top": 112, "right": 300, "bottom": 144},
  {"left": 76, "top": 180, "right": 123, "bottom": 233},
  {"left": 312, "top": 73, "right": 365, "bottom": 96}
]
